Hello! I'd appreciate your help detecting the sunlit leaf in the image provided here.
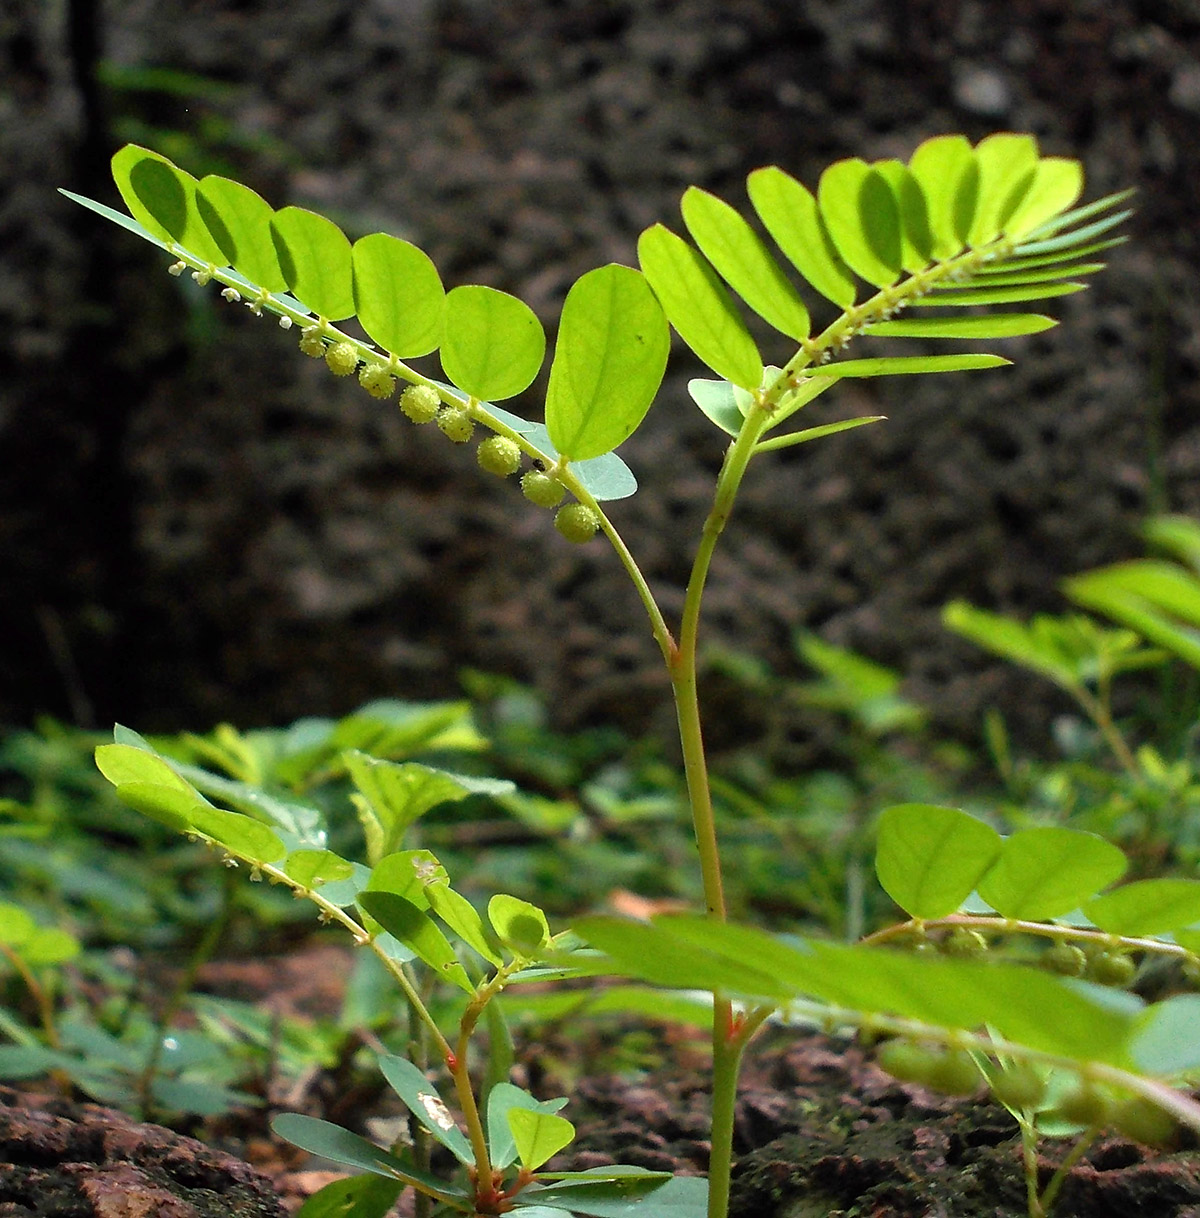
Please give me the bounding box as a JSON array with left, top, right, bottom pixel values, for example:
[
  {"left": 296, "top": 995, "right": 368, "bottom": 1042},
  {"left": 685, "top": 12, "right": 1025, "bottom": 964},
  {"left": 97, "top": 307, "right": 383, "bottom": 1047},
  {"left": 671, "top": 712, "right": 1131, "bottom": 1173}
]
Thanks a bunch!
[
  {"left": 799, "top": 354, "right": 1008, "bottom": 379},
  {"left": 196, "top": 175, "right": 287, "bottom": 291},
  {"left": 1085, "top": 879, "right": 1200, "bottom": 936},
  {"left": 872, "top": 159, "right": 933, "bottom": 272},
  {"left": 754, "top": 414, "right": 885, "bottom": 455},
  {"left": 352, "top": 233, "right": 445, "bottom": 358},
  {"left": 968, "top": 133, "right": 1039, "bottom": 247},
  {"left": 1004, "top": 157, "right": 1086, "bottom": 240},
  {"left": 356, "top": 890, "right": 473, "bottom": 993},
  {"left": 747, "top": 165, "right": 856, "bottom": 307},
  {"left": 875, "top": 804, "right": 1002, "bottom": 919},
  {"left": 507, "top": 1108, "right": 575, "bottom": 1171},
  {"left": 489, "top": 894, "right": 551, "bottom": 958},
  {"left": 440, "top": 285, "right": 545, "bottom": 401},
  {"left": 637, "top": 223, "right": 762, "bottom": 390},
  {"left": 917, "top": 283, "right": 1086, "bottom": 306},
  {"left": 977, "top": 827, "right": 1127, "bottom": 920},
  {"left": 864, "top": 314, "right": 1056, "bottom": 339},
  {"left": 908, "top": 134, "right": 976, "bottom": 259},
  {"left": 487, "top": 1083, "right": 570, "bottom": 1171},
  {"left": 818, "top": 159, "right": 902, "bottom": 288},
  {"left": 270, "top": 206, "right": 355, "bottom": 320},
  {"left": 680, "top": 187, "right": 810, "bottom": 339},
  {"left": 545, "top": 264, "right": 670, "bottom": 460}
]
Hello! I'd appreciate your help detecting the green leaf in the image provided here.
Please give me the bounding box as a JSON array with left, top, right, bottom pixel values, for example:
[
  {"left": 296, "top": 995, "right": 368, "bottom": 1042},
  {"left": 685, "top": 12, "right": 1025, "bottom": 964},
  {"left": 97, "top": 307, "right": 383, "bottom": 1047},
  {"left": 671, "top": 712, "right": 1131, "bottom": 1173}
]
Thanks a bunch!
[
  {"left": 271, "top": 1114, "right": 470, "bottom": 1201},
  {"left": 0, "top": 904, "right": 36, "bottom": 949},
  {"left": 680, "top": 187, "right": 810, "bottom": 339},
  {"left": 799, "top": 354, "right": 1009, "bottom": 379},
  {"left": 60, "top": 188, "right": 172, "bottom": 252},
  {"left": 1004, "top": 158, "right": 1086, "bottom": 241},
  {"left": 976, "top": 827, "right": 1128, "bottom": 920},
  {"left": 296, "top": 1174, "right": 404, "bottom": 1218},
  {"left": 1012, "top": 207, "right": 1134, "bottom": 258},
  {"left": 111, "top": 145, "right": 227, "bottom": 264},
  {"left": 1130, "top": 995, "right": 1200, "bottom": 1075},
  {"left": 379, "top": 1055, "right": 473, "bottom": 1164},
  {"left": 487, "top": 1083, "right": 570, "bottom": 1171},
  {"left": 817, "top": 159, "right": 902, "bottom": 288},
  {"left": 864, "top": 314, "right": 1056, "bottom": 339},
  {"left": 20, "top": 927, "right": 81, "bottom": 966},
  {"left": 545, "top": 264, "right": 670, "bottom": 460},
  {"left": 488, "top": 894, "right": 551, "bottom": 958},
  {"left": 270, "top": 206, "right": 355, "bottom": 320},
  {"left": 195, "top": 176, "right": 287, "bottom": 292},
  {"left": 746, "top": 166, "right": 857, "bottom": 308},
  {"left": 507, "top": 1108, "right": 575, "bottom": 1171},
  {"left": 346, "top": 752, "right": 512, "bottom": 857},
  {"left": 686, "top": 378, "right": 743, "bottom": 436},
  {"left": 872, "top": 159, "right": 933, "bottom": 272},
  {"left": 356, "top": 890, "right": 473, "bottom": 993},
  {"left": 427, "top": 884, "right": 503, "bottom": 966},
  {"left": 283, "top": 849, "right": 355, "bottom": 890},
  {"left": 754, "top": 414, "right": 886, "bottom": 455},
  {"left": 968, "top": 133, "right": 1039, "bottom": 247},
  {"left": 875, "top": 804, "right": 1002, "bottom": 919},
  {"left": 352, "top": 233, "right": 445, "bottom": 358},
  {"left": 637, "top": 223, "right": 762, "bottom": 390},
  {"left": 1084, "top": 879, "right": 1200, "bottom": 936},
  {"left": 943, "top": 600, "right": 1080, "bottom": 689},
  {"left": 440, "top": 284, "right": 546, "bottom": 401},
  {"left": 917, "top": 282, "right": 1086, "bottom": 306},
  {"left": 908, "top": 134, "right": 976, "bottom": 259},
  {"left": 969, "top": 262, "right": 1105, "bottom": 287},
  {"left": 514, "top": 1170, "right": 700, "bottom": 1218}
]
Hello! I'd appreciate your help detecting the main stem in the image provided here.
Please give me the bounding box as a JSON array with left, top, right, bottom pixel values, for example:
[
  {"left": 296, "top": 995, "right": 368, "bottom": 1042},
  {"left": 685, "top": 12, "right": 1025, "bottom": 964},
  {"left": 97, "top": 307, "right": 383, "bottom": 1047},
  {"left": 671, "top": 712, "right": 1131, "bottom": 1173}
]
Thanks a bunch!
[{"left": 667, "top": 410, "right": 770, "bottom": 1218}]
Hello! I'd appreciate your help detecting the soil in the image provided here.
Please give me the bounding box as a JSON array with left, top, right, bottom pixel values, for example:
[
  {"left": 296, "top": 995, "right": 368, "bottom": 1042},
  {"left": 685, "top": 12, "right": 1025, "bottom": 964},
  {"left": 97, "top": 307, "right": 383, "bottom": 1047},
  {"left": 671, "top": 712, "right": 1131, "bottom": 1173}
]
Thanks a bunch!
[{"left": 5, "top": 0, "right": 1200, "bottom": 754}]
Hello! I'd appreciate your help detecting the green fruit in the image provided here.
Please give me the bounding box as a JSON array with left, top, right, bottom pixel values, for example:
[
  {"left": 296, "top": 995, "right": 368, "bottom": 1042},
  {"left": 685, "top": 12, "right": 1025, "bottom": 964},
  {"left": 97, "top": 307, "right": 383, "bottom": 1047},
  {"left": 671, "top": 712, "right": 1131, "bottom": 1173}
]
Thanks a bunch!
[
  {"left": 325, "top": 341, "right": 359, "bottom": 376},
  {"left": 925, "top": 1049, "right": 981, "bottom": 1097},
  {"left": 400, "top": 384, "right": 441, "bottom": 424},
  {"left": 437, "top": 407, "right": 475, "bottom": 444},
  {"left": 358, "top": 364, "right": 396, "bottom": 399},
  {"left": 298, "top": 327, "right": 325, "bottom": 358},
  {"left": 554, "top": 503, "right": 600, "bottom": 543},
  {"left": 521, "top": 471, "right": 565, "bottom": 508},
  {"left": 1087, "top": 951, "right": 1136, "bottom": 987},
  {"left": 989, "top": 1062, "right": 1046, "bottom": 1111},
  {"left": 1042, "top": 942, "right": 1087, "bottom": 977},
  {"left": 941, "top": 928, "right": 988, "bottom": 958},
  {"left": 1055, "top": 1080, "right": 1112, "bottom": 1128},
  {"left": 876, "top": 1040, "right": 939, "bottom": 1084},
  {"left": 1112, "top": 1097, "right": 1177, "bottom": 1149},
  {"left": 477, "top": 436, "right": 522, "bottom": 477}
]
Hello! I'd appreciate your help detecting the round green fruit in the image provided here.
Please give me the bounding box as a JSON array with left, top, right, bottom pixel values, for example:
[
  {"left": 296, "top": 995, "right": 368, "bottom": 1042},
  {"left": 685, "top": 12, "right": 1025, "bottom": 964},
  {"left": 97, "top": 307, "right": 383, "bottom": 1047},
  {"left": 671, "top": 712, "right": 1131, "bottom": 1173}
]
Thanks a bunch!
[
  {"left": 521, "top": 471, "right": 565, "bottom": 509},
  {"left": 325, "top": 341, "right": 359, "bottom": 376},
  {"left": 876, "top": 1040, "right": 940, "bottom": 1084},
  {"left": 925, "top": 1049, "right": 982, "bottom": 1097},
  {"left": 554, "top": 503, "right": 599, "bottom": 543},
  {"left": 1087, "top": 951, "right": 1136, "bottom": 987},
  {"left": 1112, "top": 1097, "right": 1177, "bottom": 1149},
  {"left": 399, "top": 384, "right": 441, "bottom": 424},
  {"left": 358, "top": 364, "right": 395, "bottom": 399},
  {"left": 437, "top": 407, "right": 474, "bottom": 444},
  {"left": 477, "top": 436, "right": 522, "bottom": 477},
  {"left": 941, "top": 928, "right": 988, "bottom": 958},
  {"left": 298, "top": 327, "right": 325, "bottom": 358},
  {"left": 989, "top": 1062, "right": 1046, "bottom": 1111},
  {"left": 1042, "top": 942, "right": 1087, "bottom": 977},
  {"left": 1054, "top": 1081, "right": 1112, "bottom": 1129}
]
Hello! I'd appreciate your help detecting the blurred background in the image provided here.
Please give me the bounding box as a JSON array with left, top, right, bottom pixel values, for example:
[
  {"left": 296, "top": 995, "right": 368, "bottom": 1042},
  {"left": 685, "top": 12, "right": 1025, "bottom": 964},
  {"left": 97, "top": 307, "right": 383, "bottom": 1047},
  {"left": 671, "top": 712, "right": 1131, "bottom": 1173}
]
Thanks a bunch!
[{"left": 4, "top": 0, "right": 1199, "bottom": 752}]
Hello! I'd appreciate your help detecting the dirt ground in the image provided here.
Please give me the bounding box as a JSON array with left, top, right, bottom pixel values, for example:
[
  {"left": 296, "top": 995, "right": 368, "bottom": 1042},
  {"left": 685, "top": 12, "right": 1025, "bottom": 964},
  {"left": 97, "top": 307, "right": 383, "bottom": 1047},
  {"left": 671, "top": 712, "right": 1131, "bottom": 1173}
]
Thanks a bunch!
[{"left": 5, "top": 0, "right": 1200, "bottom": 751}]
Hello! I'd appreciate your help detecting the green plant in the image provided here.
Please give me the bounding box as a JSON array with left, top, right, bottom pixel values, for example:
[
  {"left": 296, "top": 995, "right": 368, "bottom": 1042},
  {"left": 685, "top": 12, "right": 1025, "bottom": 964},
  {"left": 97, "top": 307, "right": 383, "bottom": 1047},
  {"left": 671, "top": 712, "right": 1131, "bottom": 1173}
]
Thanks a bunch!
[{"left": 66, "top": 134, "right": 1199, "bottom": 1218}]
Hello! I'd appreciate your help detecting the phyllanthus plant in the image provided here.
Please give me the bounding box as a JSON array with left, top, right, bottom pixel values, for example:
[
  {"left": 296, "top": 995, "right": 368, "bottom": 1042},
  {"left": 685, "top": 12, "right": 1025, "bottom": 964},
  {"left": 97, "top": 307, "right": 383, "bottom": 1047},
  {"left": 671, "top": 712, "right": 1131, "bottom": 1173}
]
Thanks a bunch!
[{"left": 68, "top": 134, "right": 1200, "bottom": 1218}]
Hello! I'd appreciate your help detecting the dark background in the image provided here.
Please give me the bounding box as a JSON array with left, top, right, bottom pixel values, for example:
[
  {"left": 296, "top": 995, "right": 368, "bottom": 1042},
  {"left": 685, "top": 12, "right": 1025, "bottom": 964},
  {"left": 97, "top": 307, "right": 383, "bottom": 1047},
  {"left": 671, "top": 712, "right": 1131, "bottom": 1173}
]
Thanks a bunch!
[{"left": 5, "top": 0, "right": 1200, "bottom": 753}]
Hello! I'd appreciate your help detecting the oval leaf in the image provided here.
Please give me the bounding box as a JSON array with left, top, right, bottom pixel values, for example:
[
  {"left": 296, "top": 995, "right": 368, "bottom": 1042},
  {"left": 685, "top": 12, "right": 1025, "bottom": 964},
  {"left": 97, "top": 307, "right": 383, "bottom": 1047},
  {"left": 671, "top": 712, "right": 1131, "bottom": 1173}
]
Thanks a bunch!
[
  {"left": 1005, "top": 158, "right": 1085, "bottom": 241},
  {"left": 637, "top": 223, "right": 762, "bottom": 390},
  {"left": 352, "top": 233, "right": 445, "bottom": 357},
  {"left": 875, "top": 804, "right": 1002, "bottom": 919},
  {"left": 1085, "top": 879, "right": 1200, "bottom": 937},
  {"left": 969, "top": 133, "right": 1039, "bottom": 247},
  {"left": 487, "top": 1083, "right": 570, "bottom": 1171},
  {"left": 686, "top": 378, "right": 743, "bottom": 436},
  {"left": 440, "top": 284, "right": 545, "bottom": 401},
  {"left": 817, "top": 159, "right": 902, "bottom": 288},
  {"left": 545, "top": 264, "right": 670, "bottom": 460},
  {"left": 977, "top": 826, "right": 1128, "bottom": 920},
  {"left": 872, "top": 159, "right": 933, "bottom": 272},
  {"left": 508, "top": 1108, "right": 576, "bottom": 1171},
  {"left": 379, "top": 1055, "right": 473, "bottom": 1164},
  {"left": 196, "top": 176, "right": 287, "bottom": 291},
  {"left": 680, "top": 187, "right": 810, "bottom": 340},
  {"left": 908, "top": 134, "right": 977, "bottom": 259},
  {"left": 488, "top": 894, "right": 550, "bottom": 959},
  {"left": 747, "top": 166, "right": 857, "bottom": 308},
  {"left": 270, "top": 206, "right": 355, "bottom": 320},
  {"left": 356, "top": 890, "right": 473, "bottom": 993}
]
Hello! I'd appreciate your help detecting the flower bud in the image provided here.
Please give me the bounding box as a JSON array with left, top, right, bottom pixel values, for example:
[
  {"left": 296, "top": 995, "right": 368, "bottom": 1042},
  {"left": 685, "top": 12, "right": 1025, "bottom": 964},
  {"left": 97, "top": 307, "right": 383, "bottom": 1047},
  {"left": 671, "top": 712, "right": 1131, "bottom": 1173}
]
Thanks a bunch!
[
  {"left": 298, "top": 327, "right": 325, "bottom": 357},
  {"left": 358, "top": 364, "right": 396, "bottom": 399},
  {"left": 325, "top": 341, "right": 359, "bottom": 377},
  {"left": 400, "top": 384, "right": 441, "bottom": 423}
]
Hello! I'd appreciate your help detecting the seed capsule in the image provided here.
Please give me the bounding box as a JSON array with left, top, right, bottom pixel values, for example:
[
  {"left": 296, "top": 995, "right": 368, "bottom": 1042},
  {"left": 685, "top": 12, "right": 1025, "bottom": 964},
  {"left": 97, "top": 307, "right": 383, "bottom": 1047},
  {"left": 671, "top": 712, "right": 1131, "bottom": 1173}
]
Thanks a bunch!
[
  {"left": 1055, "top": 1080, "right": 1112, "bottom": 1128},
  {"left": 437, "top": 406, "right": 474, "bottom": 443},
  {"left": 1112, "top": 1097, "right": 1177, "bottom": 1149},
  {"left": 325, "top": 341, "right": 359, "bottom": 377},
  {"left": 521, "top": 471, "right": 565, "bottom": 508},
  {"left": 400, "top": 384, "right": 441, "bottom": 423},
  {"left": 989, "top": 1062, "right": 1046, "bottom": 1111},
  {"left": 1042, "top": 942, "right": 1087, "bottom": 977},
  {"left": 1087, "top": 951, "right": 1136, "bottom": 987},
  {"left": 477, "top": 435, "right": 522, "bottom": 477},
  {"left": 555, "top": 503, "right": 600, "bottom": 543},
  {"left": 358, "top": 364, "right": 396, "bottom": 399}
]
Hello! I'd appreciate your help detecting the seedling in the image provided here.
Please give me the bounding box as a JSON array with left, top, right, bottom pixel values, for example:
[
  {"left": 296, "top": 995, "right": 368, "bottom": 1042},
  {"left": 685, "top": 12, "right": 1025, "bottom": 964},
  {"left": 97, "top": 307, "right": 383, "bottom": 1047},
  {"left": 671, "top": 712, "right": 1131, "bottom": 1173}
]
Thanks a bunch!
[{"left": 69, "top": 135, "right": 1200, "bottom": 1218}]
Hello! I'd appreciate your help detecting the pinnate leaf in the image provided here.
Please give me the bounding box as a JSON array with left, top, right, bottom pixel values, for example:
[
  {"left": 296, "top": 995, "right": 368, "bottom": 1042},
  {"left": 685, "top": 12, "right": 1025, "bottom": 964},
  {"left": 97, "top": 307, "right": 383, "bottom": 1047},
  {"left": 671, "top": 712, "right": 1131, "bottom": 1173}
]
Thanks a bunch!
[
  {"left": 1084, "top": 879, "right": 1200, "bottom": 937},
  {"left": 977, "top": 826, "right": 1127, "bottom": 919},
  {"left": 196, "top": 176, "right": 287, "bottom": 291},
  {"left": 908, "top": 134, "right": 976, "bottom": 259},
  {"left": 818, "top": 158, "right": 902, "bottom": 288},
  {"left": 637, "top": 223, "right": 762, "bottom": 390},
  {"left": 1004, "top": 158, "right": 1085, "bottom": 240},
  {"left": 864, "top": 314, "right": 1056, "bottom": 339},
  {"left": 545, "top": 264, "right": 669, "bottom": 461},
  {"left": 875, "top": 804, "right": 1002, "bottom": 919},
  {"left": 968, "top": 133, "right": 1039, "bottom": 247}
]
